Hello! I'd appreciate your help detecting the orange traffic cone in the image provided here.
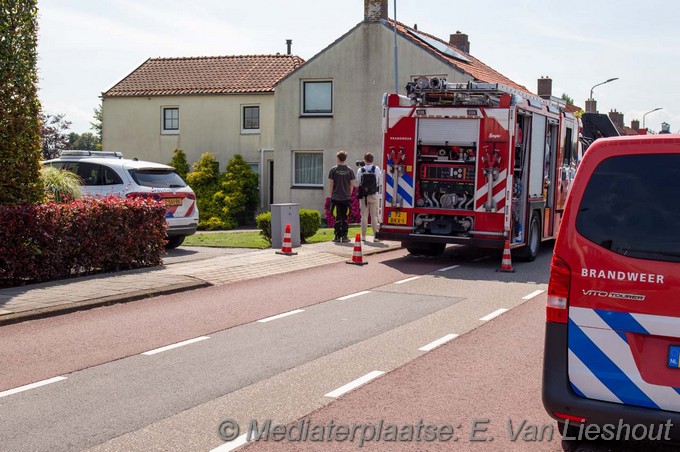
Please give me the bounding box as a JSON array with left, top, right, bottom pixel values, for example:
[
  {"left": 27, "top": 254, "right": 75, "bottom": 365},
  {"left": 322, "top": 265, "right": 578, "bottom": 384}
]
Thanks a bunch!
[
  {"left": 497, "top": 238, "right": 515, "bottom": 273},
  {"left": 347, "top": 233, "right": 368, "bottom": 266},
  {"left": 276, "top": 223, "right": 298, "bottom": 256}
]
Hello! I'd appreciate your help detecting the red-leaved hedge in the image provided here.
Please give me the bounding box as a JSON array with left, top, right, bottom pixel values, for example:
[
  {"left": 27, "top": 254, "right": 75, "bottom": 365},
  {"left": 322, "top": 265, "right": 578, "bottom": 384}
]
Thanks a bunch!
[{"left": 0, "top": 197, "right": 167, "bottom": 287}]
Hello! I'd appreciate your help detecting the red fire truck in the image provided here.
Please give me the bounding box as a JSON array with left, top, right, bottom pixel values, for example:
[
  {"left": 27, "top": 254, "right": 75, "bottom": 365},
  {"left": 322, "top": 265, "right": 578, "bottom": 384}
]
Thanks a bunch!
[{"left": 375, "top": 77, "right": 582, "bottom": 260}]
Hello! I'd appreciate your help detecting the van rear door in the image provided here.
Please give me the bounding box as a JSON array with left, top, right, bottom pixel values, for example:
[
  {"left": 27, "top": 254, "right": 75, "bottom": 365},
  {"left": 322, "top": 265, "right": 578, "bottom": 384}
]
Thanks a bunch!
[{"left": 566, "top": 150, "right": 680, "bottom": 413}]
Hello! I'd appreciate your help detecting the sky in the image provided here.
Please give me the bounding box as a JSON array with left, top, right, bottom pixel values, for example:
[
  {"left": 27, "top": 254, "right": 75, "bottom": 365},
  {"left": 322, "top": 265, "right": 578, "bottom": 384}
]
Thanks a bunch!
[{"left": 37, "top": 0, "right": 679, "bottom": 134}]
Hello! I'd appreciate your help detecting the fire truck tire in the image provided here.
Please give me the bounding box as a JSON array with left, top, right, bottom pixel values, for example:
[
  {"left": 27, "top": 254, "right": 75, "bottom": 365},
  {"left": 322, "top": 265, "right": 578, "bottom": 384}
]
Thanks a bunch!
[
  {"left": 516, "top": 213, "right": 540, "bottom": 262},
  {"left": 405, "top": 242, "right": 446, "bottom": 257}
]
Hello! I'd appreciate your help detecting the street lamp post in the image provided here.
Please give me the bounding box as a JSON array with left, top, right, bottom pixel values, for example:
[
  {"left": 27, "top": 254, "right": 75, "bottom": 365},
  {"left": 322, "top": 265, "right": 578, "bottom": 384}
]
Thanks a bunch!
[
  {"left": 589, "top": 77, "right": 619, "bottom": 101},
  {"left": 643, "top": 107, "right": 662, "bottom": 130}
]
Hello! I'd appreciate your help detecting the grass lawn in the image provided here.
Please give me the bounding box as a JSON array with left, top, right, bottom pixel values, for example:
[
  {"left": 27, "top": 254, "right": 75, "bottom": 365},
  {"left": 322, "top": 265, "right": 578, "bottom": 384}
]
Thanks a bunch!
[{"left": 183, "top": 226, "right": 374, "bottom": 248}]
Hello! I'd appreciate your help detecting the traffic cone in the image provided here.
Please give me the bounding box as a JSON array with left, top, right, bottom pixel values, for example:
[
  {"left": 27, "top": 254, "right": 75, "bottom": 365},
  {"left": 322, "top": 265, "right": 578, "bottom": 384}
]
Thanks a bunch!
[
  {"left": 347, "top": 233, "right": 368, "bottom": 266},
  {"left": 497, "top": 238, "right": 515, "bottom": 273},
  {"left": 276, "top": 223, "right": 298, "bottom": 256}
]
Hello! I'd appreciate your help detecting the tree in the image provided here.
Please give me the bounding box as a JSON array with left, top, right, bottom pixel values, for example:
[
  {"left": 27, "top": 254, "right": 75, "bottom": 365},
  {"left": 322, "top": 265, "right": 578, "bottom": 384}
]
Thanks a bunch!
[
  {"left": 72, "top": 132, "right": 99, "bottom": 151},
  {"left": 561, "top": 93, "right": 574, "bottom": 105},
  {"left": 0, "top": 0, "right": 44, "bottom": 204},
  {"left": 186, "top": 153, "right": 231, "bottom": 230},
  {"left": 90, "top": 101, "right": 102, "bottom": 150},
  {"left": 40, "top": 113, "right": 71, "bottom": 159},
  {"left": 215, "top": 154, "right": 259, "bottom": 226},
  {"left": 168, "top": 149, "right": 190, "bottom": 180}
]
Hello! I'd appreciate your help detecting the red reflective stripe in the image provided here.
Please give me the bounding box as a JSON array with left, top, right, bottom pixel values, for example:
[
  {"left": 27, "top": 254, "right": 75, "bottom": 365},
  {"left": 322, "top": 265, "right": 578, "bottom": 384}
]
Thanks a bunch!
[{"left": 553, "top": 412, "right": 587, "bottom": 423}]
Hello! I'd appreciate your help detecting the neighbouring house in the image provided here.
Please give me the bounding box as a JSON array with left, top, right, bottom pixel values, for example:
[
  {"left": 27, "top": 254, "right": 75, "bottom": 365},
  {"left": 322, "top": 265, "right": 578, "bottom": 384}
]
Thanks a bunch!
[
  {"left": 101, "top": 52, "right": 304, "bottom": 209},
  {"left": 272, "top": 0, "right": 530, "bottom": 212}
]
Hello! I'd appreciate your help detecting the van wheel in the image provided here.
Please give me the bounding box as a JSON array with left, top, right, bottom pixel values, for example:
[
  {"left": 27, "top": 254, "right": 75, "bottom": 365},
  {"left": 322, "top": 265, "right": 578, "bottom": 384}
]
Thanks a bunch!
[
  {"left": 517, "top": 213, "right": 540, "bottom": 261},
  {"left": 165, "top": 235, "right": 185, "bottom": 249}
]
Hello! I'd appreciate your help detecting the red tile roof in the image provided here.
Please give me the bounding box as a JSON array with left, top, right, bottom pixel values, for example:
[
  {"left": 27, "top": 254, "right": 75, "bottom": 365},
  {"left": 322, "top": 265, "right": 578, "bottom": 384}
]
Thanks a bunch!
[
  {"left": 104, "top": 55, "right": 305, "bottom": 97},
  {"left": 390, "top": 20, "right": 530, "bottom": 94}
]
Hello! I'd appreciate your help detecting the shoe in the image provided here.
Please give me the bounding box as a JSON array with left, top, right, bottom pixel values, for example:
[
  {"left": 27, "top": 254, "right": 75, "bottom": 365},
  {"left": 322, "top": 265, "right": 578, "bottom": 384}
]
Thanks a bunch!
[
  {"left": 373, "top": 238, "right": 381, "bottom": 243},
  {"left": 341, "top": 237, "right": 351, "bottom": 243},
  {"left": 361, "top": 236, "right": 366, "bottom": 242},
  {"left": 332, "top": 237, "right": 341, "bottom": 243}
]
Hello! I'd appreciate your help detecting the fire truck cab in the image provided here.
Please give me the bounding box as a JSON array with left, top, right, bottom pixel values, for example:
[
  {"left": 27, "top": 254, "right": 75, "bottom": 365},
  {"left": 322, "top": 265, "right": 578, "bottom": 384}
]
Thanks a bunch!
[{"left": 376, "top": 77, "right": 581, "bottom": 259}]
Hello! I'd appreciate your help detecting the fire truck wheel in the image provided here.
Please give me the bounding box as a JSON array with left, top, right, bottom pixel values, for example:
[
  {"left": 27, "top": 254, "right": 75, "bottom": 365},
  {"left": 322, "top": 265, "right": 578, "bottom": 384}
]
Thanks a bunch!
[
  {"left": 517, "top": 213, "right": 540, "bottom": 262},
  {"left": 405, "top": 242, "right": 446, "bottom": 257}
]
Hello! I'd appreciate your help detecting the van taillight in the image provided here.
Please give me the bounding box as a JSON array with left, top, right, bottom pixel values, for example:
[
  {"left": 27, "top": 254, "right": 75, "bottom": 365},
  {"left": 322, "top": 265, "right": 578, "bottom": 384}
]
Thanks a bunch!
[{"left": 547, "top": 255, "right": 570, "bottom": 324}]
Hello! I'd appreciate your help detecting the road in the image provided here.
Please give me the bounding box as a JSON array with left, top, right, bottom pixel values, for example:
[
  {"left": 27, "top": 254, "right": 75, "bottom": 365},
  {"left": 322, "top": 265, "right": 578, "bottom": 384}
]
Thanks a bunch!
[{"left": 1, "top": 243, "right": 668, "bottom": 451}]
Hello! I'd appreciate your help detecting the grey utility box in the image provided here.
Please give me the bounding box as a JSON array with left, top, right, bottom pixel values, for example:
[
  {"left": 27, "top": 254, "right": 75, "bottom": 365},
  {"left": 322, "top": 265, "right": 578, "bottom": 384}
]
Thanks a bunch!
[{"left": 271, "top": 203, "right": 300, "bottom": 249}]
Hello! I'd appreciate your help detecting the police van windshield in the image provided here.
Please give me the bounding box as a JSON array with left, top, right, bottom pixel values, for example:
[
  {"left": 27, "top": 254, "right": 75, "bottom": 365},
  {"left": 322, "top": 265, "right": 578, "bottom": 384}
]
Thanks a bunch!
[{"left": 576, "top": 154, "right": 680, "bottom": 264}]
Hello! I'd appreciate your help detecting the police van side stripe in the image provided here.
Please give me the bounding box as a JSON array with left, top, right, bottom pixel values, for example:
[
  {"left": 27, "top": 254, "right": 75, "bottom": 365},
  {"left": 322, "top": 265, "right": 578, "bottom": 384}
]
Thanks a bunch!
[
  {"left": 594, "top": 309, "right": 649, "bottom": 335},
  {"left": 568, "top": 320, "right": 660, "bottom": 409}
]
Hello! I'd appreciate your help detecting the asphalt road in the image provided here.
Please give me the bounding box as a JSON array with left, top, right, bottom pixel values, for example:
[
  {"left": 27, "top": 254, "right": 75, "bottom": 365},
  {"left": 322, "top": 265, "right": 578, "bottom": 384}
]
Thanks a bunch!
[{"left": 5, "top": 242, "right": 664, "bottom": 451}]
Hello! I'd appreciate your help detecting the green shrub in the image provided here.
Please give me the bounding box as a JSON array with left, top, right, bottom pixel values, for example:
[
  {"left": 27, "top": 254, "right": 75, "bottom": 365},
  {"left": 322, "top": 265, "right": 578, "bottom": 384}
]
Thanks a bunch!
[
  {"left": 186, "top": 152, "right": 223, "bottom": 230},
  {"left": 42, "top": 166, "right": 82, "bottom": 203},
  {"left": 256, "top": 211, "right": 272, "bottom": 245},
  {"left": 201, "top": 216, "right": 227, "bottom": 231},
  {"left": 214, "top": 154, "right": 259, "bottom": 227},
  {"left": 168, "top": 148, "right": 190, "bottom": 181},
  {"left": 300, "top": 209, "right": 321, "bottom": 243}
]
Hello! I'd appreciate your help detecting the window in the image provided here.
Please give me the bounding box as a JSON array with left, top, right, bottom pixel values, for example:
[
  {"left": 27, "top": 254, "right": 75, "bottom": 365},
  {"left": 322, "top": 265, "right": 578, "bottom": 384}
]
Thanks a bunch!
[
  {"left": 302, "top": 81, "right": 332, "bottom": 115},
  {"left": 242, "top": 106, "right": 260, "bottom": 133},
  {"left": 162, "top": 107, "right": 179, "bottom": 133},
  {"left": 576, "top": 154, "right": 680, "bottom": 263},
  {"left": 293, "top": 151, "right": 323, "bottom": 186},
  {"left": 128, "top": 169, "right": 187, "bottom": 188}
]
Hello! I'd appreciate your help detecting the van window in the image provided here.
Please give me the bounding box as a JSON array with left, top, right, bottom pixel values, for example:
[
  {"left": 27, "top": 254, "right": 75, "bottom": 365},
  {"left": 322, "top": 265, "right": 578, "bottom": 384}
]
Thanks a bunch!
[{"left": 576, "top": 154, "right": 680, "bottom": 263}]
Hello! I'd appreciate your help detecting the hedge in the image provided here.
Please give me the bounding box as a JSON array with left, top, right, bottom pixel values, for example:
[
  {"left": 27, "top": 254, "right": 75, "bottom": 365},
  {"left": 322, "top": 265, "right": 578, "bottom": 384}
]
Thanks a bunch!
[{"left": 0, "top": 197, "right": 166, "bottom": 287}]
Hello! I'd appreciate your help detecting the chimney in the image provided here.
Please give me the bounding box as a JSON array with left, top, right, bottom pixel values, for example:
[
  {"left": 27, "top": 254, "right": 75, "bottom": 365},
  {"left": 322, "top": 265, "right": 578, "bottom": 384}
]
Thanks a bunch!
[
  {"left": 585, "top": 99, "right": 597, "bottom": 114},
  {"left": 364, "top": 0, "right": 387, "bottom": 23},
  {"left": 449, "top": 31, "right": 470, "bottom": 53},
  {"left": 286, "top": 39, "right": 292, "bottom": 55},
  {"left": 608, "top": 109, "right": 624, "bottom": 129},
  {"left": 537, "top": 76, "right": 552, "bottom": 99},
  {"left": 631, "top": 119, "right": 640, "bottom": 131}
]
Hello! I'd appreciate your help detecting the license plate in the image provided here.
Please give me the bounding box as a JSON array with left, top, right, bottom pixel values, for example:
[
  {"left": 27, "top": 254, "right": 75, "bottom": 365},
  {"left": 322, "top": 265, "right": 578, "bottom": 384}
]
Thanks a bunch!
[
  {"left": 164, "top": 197, "right": 183, "bottom": 206},
  {"left": 388, "top": 211, "right": 407, "bottom": 225},
  {"left": 669, "top": 346, "right": 680, "bottom": 369}
]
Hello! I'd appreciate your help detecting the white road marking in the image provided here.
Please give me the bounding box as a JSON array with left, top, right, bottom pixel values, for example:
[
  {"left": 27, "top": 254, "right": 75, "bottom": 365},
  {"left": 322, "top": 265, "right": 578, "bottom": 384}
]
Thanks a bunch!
[
  {"left": 0, "top": 376, "right": 67, "bottom": 399},
  {"left": 337, "top": 291, "right": 371, "bottom": 301},
  {"left": 522, "top": 289, "right": 545, "bottom": 300},
  {"left": 479, "top": 308, "right": 509, "bottom": 322},
  {"left": 325, "top": 371, "right": 385, "bottom": 398},
  {"left": 419, "top": 334, "right": 459, "bottom": 351},
  {"left": 437, "top": 265, "right": 460, "bottom": 272},
  {"left": 142, "top": 336, "right": 210, "bottom": 355},
  {"left": 256, "top": 309, "right": 305, "bottom": 323},
  {"left": 210, "top": 433, "right": 248, "bottom": 452},
  {"left": 473, "top": 256, "right": 490, "bottom": 262},
  {"left": 395, "top": 276, "right": 421, "bottom": 284}
]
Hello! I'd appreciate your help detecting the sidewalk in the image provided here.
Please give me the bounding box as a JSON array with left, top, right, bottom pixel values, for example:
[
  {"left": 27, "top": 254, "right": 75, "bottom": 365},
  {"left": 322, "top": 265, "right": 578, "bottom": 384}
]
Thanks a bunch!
[{"left": 0, "top": 238, "right": 401, "bottom": 326}]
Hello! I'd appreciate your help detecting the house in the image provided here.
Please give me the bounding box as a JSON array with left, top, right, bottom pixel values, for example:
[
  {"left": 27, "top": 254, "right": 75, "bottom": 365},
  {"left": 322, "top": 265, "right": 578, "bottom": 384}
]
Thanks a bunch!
[
  {"left": 272, "top": 0, "right": 530, "bottom": 212},
  {"left": 101, "top": 52, "right": 304, "bottom": 208}
]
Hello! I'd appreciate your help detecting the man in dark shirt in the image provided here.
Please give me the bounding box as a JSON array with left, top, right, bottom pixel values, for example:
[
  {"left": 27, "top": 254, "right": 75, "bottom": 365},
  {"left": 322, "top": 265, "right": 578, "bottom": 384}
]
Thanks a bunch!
[{"left": 328, "top": 150, "right": 355, "bottom": 242}]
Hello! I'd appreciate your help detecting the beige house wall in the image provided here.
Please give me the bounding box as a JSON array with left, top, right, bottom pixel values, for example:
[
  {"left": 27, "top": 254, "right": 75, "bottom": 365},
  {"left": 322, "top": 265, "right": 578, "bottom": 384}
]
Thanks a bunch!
[
  {"left": 273, "top": 22, "right": 474, "bottom": 213},
  {"left": 102, "top": 93, "right": 275, "bottom": 172}
]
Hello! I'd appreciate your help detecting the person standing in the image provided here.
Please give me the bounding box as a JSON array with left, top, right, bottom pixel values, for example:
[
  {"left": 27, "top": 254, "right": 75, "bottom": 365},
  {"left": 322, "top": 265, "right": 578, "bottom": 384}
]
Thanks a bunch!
[
  {"left": 356, "top": 152, "right": 382, "bottom": 242},
  {"left": 328, "top": 150, "right": 355, "bottom": 243}
]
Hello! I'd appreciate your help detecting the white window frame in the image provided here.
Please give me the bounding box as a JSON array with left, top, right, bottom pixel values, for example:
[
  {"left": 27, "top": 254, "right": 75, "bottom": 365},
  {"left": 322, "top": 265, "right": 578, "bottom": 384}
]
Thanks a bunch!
[
  {"left": 161, "top": 106, "right": 179, "bottom": 134},
  {"left": 301, "top": 80, "right": 333, "bottom": 116},
  {"left": 241, "top": 104, "right": 260, "bottom": 134},
  {"left": 292, "top": 150, "right": 324, "bottom": 187}
]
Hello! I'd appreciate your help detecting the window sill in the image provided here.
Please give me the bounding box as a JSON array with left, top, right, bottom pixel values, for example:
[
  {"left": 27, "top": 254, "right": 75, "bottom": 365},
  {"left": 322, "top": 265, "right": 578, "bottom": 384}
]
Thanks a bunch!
[
  {"left": 161, "top": 130, "right": 180, "bottom": 135},
  {"left": 299, "top": 114, "right": 333, "bottom": 119},
  {"left": 241, "top": 129, "right": 260, "bottom": 135}
]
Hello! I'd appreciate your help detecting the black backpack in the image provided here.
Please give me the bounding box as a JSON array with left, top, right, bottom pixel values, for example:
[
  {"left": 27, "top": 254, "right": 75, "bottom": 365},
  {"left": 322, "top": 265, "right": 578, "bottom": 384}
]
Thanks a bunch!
[{"left": 358, "top": 166, "right": 378, "bottom": 199}]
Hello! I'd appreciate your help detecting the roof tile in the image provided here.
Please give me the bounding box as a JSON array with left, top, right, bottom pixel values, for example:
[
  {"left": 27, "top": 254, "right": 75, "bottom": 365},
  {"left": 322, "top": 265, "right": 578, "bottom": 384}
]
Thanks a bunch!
[{"left": 104, "top": 55, "right": 305, "bottom": 97}]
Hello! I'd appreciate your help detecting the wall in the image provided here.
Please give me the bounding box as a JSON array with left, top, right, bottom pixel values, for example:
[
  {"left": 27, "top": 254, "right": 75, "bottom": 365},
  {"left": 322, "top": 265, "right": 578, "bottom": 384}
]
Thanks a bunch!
[{"left": 273, "top": 21, "right": 473, "bottom": 212}]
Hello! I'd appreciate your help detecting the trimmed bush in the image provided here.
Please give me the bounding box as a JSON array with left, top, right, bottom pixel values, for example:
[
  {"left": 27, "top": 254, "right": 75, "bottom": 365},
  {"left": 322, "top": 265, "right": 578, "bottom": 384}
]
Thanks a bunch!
[
  {"left": 168, "top": 149, "right": 190, "bottom": 181},
  {"left": 255, "top": 209, "right": 321, "bottom": 245},
  {"left": 0, "top": 197, "right": 166, "bottom": 287}
]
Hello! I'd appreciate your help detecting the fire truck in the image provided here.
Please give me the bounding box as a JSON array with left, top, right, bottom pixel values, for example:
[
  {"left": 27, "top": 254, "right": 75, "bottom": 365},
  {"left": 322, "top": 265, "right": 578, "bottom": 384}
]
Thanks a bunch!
[{"left": 375, "top": 77, "right": 582, "bottom": 260}]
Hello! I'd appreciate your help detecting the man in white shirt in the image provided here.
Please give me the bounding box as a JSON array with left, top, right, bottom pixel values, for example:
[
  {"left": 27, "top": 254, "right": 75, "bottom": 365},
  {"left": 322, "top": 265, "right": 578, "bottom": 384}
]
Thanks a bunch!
[{"left": 356, "top": 152, "right": 382, "bottom": 242}]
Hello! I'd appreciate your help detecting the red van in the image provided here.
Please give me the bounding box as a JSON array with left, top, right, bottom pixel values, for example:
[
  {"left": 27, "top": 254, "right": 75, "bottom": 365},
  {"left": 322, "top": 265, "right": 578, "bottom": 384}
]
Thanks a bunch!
[{"left": 542, "top": 135, "right": 680, "bottom": 445}]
